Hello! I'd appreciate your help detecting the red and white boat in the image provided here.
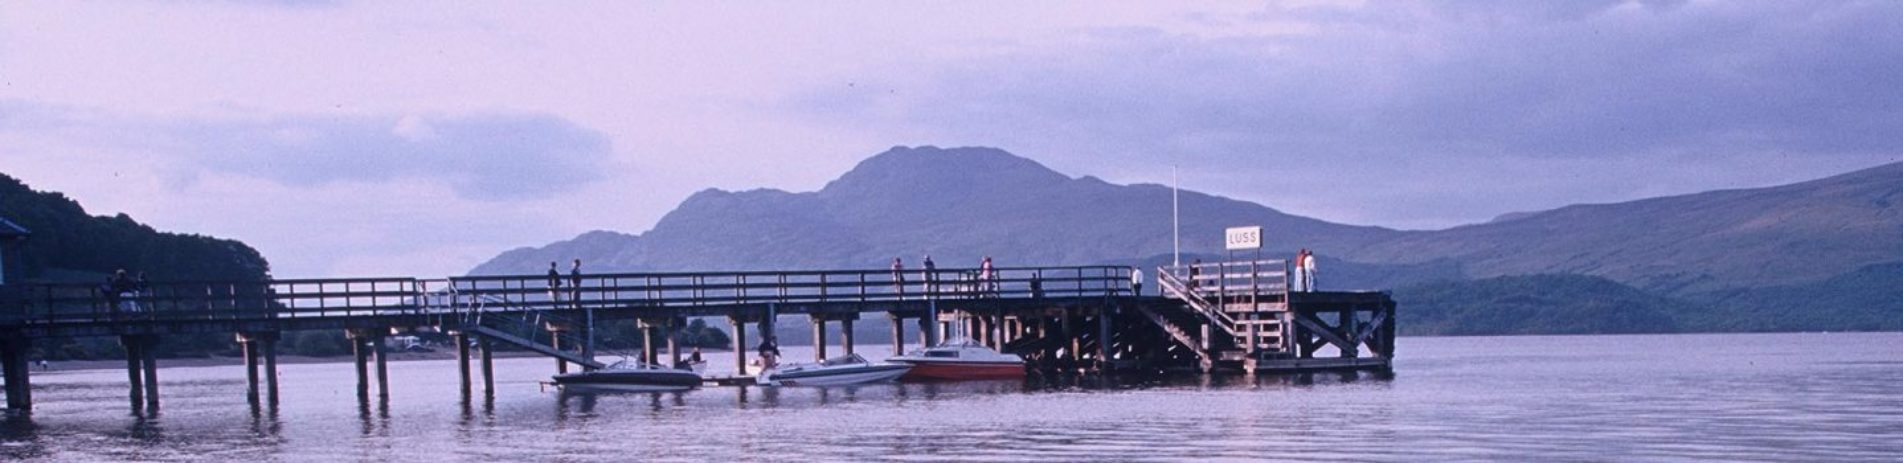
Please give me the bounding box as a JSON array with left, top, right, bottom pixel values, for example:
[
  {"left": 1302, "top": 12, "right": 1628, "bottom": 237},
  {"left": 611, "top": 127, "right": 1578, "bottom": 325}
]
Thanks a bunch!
[{"left": 889, "top": 338, "right": 1026, "bottom": 381}]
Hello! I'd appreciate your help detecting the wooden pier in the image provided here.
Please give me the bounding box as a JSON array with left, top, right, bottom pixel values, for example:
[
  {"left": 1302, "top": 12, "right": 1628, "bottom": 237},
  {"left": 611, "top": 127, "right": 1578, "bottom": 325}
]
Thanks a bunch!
[{"left": 0, "top": 255, "right": 1394, "bottom": 412}]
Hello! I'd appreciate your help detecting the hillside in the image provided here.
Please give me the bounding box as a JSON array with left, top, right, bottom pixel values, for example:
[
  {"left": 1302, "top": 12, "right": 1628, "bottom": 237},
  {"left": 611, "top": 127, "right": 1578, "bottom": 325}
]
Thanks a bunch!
[
  {"left": 1, "top": 172, "right": 275, "bottom": 359},
  {"left": 1393, "top": 274, "right": 1693, "bottom": 336},
  {"left": 0, "top": 173, "right": 269, "bottom": 282},
  {"left": 473, "top": 146, "right": 1399, "bottom": 274},
  {"left": 1344, "top": 162, "right": 1903, "bottom": 294}
]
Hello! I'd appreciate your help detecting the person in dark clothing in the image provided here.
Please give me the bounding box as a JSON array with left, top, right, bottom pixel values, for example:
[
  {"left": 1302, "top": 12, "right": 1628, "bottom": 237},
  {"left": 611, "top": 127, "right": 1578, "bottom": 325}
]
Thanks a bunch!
[
  {"left": 568, "top": 259, "right": 583, "bottom": 308},
  {"left": 546, "top": 262, "right": 563, "bottom": 305},
  {"left": 891, "top": 257, "right": 906, "bottom": 299},
  {"left": 108, "top": 269, "right": 136, "bottom": 313},
  {"left": 922, "top": 255, "right": 937, "bottom": 298},
  {"left": 757, "top": 336, "right": 781, "bottom": 370}
]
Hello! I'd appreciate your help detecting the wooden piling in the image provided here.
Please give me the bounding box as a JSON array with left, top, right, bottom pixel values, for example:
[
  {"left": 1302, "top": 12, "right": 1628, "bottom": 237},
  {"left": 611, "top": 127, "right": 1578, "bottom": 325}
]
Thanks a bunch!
[
  {"left": 1, "top": 338, "right": 30, "bottom": 411},
  {"left": 667, "top": 319, "right": 681, "bottom": 369},
  {"left": 478, "top": 337, "right": 495, "bottom": 397},
  {"left": 812, "top": 318, "right": 828, "bottom": 362},
  {"left": 241, "top": 336, "right": 261, "bottom": 404},
  {"left": 551, "top": 328, "right": 568, "bottom": 374},
  {"left": 374, "top": 334, "right": 390, "bottom": 399},
  {"left": 730, "top": 317, "right": 748, "bottom": 376},
  {"left": 841, "top": 318, "right": 856, "bottom": 357},
  {"left": 351, "top": 334, "right": 370, "bottom": 401},
  {"left": 455, "top": 332, "right": 471, "bottom": 398},
  {"left": 889, "top": 314, "right": 905, "bottom": 356},
  {"left": 261, "top": 334, "right": 279, "bottom": 405}
]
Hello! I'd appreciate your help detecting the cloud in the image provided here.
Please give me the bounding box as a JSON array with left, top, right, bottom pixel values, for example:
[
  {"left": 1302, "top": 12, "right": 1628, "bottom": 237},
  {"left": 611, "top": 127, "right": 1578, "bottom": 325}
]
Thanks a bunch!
[
  {"left": 787, "top": 1, "right": 1903, "bottom": 227},
  {"left": 0, "top": 104, "right": 616, "bottom": 202}
]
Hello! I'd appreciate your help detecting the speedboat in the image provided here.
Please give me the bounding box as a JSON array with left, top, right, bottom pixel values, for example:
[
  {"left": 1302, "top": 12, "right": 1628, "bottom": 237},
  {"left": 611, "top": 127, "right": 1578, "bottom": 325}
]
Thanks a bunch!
[
  {"left": 888, "top": 338, "right": 1026, "bottom": 381},
  {"left": 756, "top": 353, "right": 912, "bottom": 386},
  {"left": 552, "top": 360, "right": 702, "bottom": 393}
]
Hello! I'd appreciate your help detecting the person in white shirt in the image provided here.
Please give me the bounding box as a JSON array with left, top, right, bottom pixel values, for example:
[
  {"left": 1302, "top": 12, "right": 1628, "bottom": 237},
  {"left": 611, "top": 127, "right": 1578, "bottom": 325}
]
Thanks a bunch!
[{"left": 1131, "top": 267, "right": 1144, "bottom": 296}]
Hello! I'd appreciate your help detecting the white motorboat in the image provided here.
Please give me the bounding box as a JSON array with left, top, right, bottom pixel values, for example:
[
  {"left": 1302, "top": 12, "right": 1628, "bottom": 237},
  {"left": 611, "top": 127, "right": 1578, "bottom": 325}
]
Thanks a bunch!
[
  {"left": 756, "top": 353, "right": 912, "bottom": 386},
  {"left": 553, "top": 360, "right": 702, "bottom": 393},
  {"left": 888, "top": 338, "right": 1026, "bottom": 381}
]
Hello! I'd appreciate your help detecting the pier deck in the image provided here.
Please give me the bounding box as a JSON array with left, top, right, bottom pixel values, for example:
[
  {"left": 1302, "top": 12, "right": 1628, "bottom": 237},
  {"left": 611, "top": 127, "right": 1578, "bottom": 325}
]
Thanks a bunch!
[{"left": 1, "top": 261, "right": 1394, "bottom": 412}]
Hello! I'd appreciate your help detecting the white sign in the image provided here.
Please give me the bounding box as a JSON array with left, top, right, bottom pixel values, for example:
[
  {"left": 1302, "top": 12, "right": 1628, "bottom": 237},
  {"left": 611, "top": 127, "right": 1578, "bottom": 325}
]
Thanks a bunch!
[{"left": 1225, "top": 226, "right": 1262, "bottom": 250}]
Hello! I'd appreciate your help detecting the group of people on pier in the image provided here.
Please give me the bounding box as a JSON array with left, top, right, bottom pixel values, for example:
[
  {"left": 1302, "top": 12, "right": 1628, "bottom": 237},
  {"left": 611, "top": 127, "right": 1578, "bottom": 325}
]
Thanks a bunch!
[
  {"left": 546, "top": 259, "right": 585, "bottom": 307},
  {"left": 889, "top": 255, "right": 1003, "bottom": 299},
  {"left": 102, "top": 269, "right": 149, "bottom": 314}
]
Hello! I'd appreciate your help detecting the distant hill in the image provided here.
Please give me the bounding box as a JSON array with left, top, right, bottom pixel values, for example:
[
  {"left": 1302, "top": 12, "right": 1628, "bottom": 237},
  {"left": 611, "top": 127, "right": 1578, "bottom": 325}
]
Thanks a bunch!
[
  {"left": 0, "top": 173, "right": 269, "bottom": 282},
  {"left": 472, "top": 146, "right": 1901, "bottom": 335},
  {"left": 1343, "top": 161, "right": 1903, "bottom": 295},
  {"left": 1392, "top": 274, "right": 1691, "bottom": 336},
  {"left": 473, "top": 146, "right": 1399, "bottom": 274}
]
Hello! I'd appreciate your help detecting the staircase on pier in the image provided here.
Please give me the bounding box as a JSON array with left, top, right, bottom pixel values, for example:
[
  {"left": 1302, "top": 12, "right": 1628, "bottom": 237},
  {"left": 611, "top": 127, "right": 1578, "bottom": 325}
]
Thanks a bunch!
[
  {"left": 458, "top": 294, "right": 606, "bottom": 370},
  {"left": 1148, "top": 259, "right": 1291, "bottom": 372}
]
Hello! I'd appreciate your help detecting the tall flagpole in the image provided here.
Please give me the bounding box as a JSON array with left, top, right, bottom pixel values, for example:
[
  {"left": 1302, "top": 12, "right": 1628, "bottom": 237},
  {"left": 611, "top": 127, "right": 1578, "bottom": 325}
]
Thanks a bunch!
[{"left": 1172, "top": 165, "right": 1180, "bottom": 268}]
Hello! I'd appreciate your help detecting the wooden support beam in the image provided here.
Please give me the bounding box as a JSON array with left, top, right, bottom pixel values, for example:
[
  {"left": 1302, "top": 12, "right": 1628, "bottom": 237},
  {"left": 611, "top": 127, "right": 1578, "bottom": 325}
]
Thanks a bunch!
[
  {"left": 1293, "top": 313, "right": 1353, "bottom": 355},
  {"left": 352, "top": 334, "right": 371, "bottom": 401},
  {"left": 241, "top": 336, "right": 261, "bottom": 404},
  {"left": 841, "top": 318, "right": 856, "bottom": 357},
  {"left": 730, "top": 317, "right": 749, "bottom": 376},
  {"left": 455, "top": 333, "right": 471, "bottom": 399},
  {"left": 813, "top": 317, "right": 828, "bottom": 362},
  {"left": 374, "top": 334, "right": 390, "bottom": 399},
  {"left": 479, "top": 337, "right": 495, "bottom": 397},
  {"left": 551, "top": 330, "right": 568, "bottom": 375},
  {"left": 890, "top": 314, "right": 906, "bottom": 356},
  {"left": 255, "top": 333, "right": 280, "bottom": 406},
  {"left": 1, "top": 338, "right": 31, "bottom": 411}
]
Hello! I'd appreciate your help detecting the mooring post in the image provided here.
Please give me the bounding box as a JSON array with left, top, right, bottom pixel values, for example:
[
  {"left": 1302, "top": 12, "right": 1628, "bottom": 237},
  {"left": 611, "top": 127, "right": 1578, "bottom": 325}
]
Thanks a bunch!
[
  {"left": 730, "top": 317, "right": 749, "bottom": 376},
  {"left": 454, "top": 332, "right": 471, "bottom": 398},
  {"left": 240, "top": 334, "right": 261, "bottom": 404},
  {"left": 478, "top": 336, "right": 495, "bottom": 397},
  {"left": 1, "top": 337, "right": 31, "bottom": 411},
  {"left": 121, "top": 335, "right": 145, "bottom": 409},
  {"left": 140, "top": 336, "right": 159, "bottom": 409}
]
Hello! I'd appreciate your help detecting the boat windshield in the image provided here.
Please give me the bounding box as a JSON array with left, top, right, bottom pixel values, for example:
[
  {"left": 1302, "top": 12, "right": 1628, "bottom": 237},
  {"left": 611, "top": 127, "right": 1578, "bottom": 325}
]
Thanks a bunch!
[
  {"left": 924, "top": 350, "right": 960, "bottom": 358},
  {"left": 818, "top": 353, "right": 868, "bottom": 367}
]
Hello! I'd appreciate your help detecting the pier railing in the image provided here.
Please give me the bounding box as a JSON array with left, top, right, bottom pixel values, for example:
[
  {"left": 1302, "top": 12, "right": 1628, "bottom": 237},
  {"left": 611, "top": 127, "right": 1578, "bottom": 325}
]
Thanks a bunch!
[{"left": 9, "top": 266, "right": 1132, "bottom": 326}]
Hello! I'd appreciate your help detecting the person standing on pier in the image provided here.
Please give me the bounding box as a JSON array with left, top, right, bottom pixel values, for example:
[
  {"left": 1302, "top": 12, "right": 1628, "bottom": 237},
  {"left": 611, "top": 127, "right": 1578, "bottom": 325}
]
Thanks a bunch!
[
  {"left": 1295, "top": 249, "right": 1317, "bottom": 292},
  {"left": 922, "top": 255, "right": 937, "bottom": 298},
  {"left": 546, "top": 261, "right": 563, "bottom": 304},
  {"left": 1131, "top": 267, "right": 1144, "bottom": 297},
  {"left": 980, "top": 256, "right": 996, "bottom": 297},
  {"left": 1030, "top": 271, "right": 1044, "bottom": 299},
  {"left": 569, "top": 259, "right": 583, "bottom": 308},
  {"left": 891, "top": 257, "right": 906, "bottom": 299}
]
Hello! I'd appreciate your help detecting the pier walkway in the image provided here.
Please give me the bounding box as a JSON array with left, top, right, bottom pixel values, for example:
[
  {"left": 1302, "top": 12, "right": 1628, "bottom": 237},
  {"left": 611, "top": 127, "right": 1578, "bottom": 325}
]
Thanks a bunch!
[{"left": 0, "top": 262, "right": 1393, "bottom": 412}]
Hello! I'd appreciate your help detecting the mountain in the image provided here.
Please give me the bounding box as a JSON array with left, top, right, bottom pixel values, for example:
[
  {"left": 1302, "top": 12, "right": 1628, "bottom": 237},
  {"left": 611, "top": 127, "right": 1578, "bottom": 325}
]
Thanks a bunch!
[
  {"left": 1342, "top": 161, "right": 1903, "bottom": 294},
  {"left": 0, "top": 173, "right": 270, "bottom": 282},
  {"left": 473, "top": 146, "right": 1400, "bottom": 274},
  {"left": 1393, "top": 274, "right": 1691, "bottom": 336}
]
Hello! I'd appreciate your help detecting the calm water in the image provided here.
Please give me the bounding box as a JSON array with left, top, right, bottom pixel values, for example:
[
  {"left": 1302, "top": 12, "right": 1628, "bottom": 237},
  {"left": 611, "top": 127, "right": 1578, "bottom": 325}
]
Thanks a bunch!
[{"left": 3, "top": 333, "right": 1901, "bottom": 462}]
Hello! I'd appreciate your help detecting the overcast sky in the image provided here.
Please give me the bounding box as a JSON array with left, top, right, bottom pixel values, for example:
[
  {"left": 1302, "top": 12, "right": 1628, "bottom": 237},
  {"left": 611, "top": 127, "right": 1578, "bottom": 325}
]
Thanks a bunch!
[{"left": 3, "top": 1, "right": 1899, "bottom": 278}]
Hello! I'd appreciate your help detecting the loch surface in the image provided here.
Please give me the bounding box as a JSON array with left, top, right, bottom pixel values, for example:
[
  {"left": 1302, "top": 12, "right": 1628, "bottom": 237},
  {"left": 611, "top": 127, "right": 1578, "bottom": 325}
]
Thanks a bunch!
[{"left": 4, "top": 332, "right": 1901, "bottom": 461}]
